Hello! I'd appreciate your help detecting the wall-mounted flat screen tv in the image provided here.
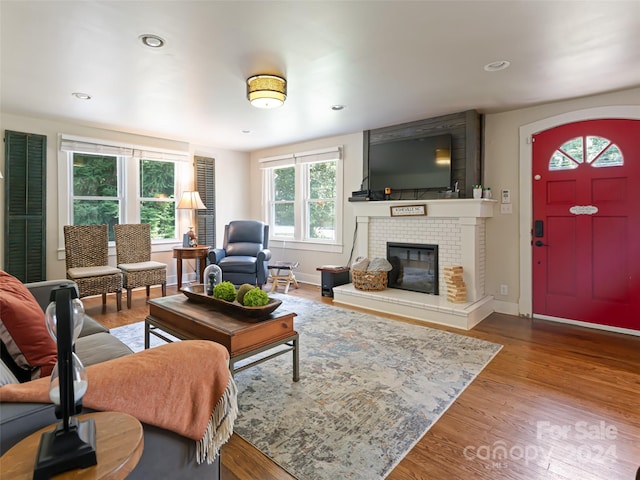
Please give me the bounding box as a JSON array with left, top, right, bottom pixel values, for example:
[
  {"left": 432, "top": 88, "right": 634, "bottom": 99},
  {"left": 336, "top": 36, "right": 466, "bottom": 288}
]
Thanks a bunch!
[{"left": 368, "top": 133, "right": 452, "bottom": 193}]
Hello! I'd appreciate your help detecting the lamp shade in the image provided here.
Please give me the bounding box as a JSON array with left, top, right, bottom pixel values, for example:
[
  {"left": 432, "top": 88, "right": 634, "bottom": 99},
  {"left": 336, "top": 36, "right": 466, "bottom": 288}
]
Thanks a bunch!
[
  {"left": 177, "top": 191, "right": 206, "bottom": 210},
  {"left": 247, "top": 75, "right": 287, "bottom": 108}
]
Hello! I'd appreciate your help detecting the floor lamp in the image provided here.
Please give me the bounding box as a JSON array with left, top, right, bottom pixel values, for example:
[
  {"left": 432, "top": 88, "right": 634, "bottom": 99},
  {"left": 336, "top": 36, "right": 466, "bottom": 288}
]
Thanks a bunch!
[{"left": 177, "top": 191, "right": 206, "bottom": 246}]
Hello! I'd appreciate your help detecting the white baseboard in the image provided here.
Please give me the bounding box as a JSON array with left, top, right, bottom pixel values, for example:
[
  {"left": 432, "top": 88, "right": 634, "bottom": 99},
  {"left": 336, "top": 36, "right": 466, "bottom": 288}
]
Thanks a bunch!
[{"left": 492, "top": 300, "right": 519, "bottom": 316}]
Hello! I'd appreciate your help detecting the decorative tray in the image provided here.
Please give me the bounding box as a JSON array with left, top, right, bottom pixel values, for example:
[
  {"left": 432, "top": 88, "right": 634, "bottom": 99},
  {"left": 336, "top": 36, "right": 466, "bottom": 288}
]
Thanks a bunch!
[{"left": 181, "top": 284, "right": 282, "bottom": 320}]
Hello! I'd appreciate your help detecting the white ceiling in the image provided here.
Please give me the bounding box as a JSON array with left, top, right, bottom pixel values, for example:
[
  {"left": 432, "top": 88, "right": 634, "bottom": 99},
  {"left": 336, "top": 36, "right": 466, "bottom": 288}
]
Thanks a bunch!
[{"left": 2, "top": 1, "right": 639, "bottom": 152}]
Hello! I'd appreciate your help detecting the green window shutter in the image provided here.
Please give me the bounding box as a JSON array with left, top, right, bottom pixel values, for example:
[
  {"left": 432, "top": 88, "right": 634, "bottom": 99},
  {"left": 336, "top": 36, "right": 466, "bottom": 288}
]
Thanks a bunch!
[
  {"left": 4, "top": 130, "right": 47, "bottom": 282},
  {"left": 194, "top": 156, "right": 216, "bottom": 248}
]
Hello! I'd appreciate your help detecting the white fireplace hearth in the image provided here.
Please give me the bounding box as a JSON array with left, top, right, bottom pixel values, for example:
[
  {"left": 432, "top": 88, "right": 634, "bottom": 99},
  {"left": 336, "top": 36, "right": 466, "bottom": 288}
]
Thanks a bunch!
[{"left": 333, "top": 198, "right": 496, "bottom": 330}]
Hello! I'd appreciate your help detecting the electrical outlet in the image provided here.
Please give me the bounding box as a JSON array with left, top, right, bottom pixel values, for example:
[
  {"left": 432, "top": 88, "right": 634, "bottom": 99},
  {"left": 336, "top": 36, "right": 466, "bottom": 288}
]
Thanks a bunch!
[
  {"left": 500, "top": 284, "right": 508, "bottom": 295},
  {"left": 501, "top": 189, "right": 511, "bottom": 204},
  {"left": 500, "top": 203, "right": 513, "bottom": 214}
]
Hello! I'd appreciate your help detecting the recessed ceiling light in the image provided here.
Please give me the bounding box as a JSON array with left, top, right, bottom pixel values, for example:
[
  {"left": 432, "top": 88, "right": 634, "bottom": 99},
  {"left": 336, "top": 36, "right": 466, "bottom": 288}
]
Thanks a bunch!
[
  {"left": 72, "top": 92, "right": 91, "bottom": 100},
  {"left": 331, "top": 105, "right": 345, "bottom": 111},
  {"left": 140, "top": 34, "right": 165, "bottom": 48},
  {"left": 484, "top": 60, "right": 511, "bottom": 72},
  {"left": 242, "top": 130, "right": 251, "bottom": 134}
]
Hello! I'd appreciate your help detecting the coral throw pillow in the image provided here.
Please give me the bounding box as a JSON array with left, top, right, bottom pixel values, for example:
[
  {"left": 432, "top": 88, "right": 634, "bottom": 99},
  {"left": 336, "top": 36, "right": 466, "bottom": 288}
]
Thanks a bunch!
[{"left": 0, "top": 270, "right": 57, "bottom": 380}]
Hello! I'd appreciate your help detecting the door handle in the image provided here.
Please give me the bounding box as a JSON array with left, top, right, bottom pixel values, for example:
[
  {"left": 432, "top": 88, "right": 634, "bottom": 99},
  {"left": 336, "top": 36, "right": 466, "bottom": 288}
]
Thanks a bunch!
[{"left": 535, "top": 240, "right": 547, "bottom": 247}]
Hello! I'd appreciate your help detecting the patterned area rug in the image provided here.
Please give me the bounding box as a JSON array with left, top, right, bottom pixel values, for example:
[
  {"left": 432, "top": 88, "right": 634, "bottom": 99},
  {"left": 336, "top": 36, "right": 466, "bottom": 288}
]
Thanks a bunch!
[{"left": 111, "top": 294, "right": 501, "bottom": 479}]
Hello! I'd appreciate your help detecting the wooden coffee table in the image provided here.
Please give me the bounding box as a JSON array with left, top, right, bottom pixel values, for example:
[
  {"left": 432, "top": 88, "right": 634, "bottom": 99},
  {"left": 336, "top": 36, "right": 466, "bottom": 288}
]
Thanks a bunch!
[{"left": 145, "top": 294, "right": 299, "bottom": 381}]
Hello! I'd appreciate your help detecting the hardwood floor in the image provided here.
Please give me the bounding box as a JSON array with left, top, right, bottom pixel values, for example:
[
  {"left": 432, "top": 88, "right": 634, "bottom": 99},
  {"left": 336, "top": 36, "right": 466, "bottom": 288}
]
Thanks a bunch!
[{"left": 82, "top": 283, "right": 640, "bottom": 480}]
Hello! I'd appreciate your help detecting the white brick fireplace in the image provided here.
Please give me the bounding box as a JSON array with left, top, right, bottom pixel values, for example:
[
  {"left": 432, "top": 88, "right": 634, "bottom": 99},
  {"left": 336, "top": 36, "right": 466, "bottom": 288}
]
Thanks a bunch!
[{"left": 333, "top": 199, "right": 496, "bottom": 329}]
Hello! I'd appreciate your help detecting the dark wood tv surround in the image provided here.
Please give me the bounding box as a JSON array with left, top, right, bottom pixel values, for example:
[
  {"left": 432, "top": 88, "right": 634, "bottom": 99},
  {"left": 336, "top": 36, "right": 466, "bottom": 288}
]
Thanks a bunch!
[{"left": 363, "top": 109, "right": 482, "bottom": 198}]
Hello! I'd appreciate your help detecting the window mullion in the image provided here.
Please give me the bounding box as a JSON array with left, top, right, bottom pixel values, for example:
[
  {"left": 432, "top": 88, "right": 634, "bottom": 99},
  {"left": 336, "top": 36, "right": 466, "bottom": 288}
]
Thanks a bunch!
[
  {"left": 296, "top": 164, "right": 307, "bottom": 241},
  {"left": 121, "top": 156, "right": 133, "bottom": 223}
]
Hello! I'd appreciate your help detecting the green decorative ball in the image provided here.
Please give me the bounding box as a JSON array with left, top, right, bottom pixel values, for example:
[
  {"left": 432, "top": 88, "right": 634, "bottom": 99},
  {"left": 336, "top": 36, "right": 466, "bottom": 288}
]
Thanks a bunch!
[
  {"left": 236, "top": 283, "right": 255, "bottom": 305},
  {"left": 213, "top": 281, "right": 237, "bottom": 302},
  {"left": 243, "top": 287, "right": 269, "bottom": 307}
]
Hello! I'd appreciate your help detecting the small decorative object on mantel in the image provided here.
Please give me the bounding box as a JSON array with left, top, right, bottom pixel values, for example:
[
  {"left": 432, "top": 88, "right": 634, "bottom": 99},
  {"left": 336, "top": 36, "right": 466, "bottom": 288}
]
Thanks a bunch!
[
  {"left": 444, "top": 266, "right": 467, "bottom": 303},
  {"left": 389, "top": 204, "right": 427, "bottom": 217}
]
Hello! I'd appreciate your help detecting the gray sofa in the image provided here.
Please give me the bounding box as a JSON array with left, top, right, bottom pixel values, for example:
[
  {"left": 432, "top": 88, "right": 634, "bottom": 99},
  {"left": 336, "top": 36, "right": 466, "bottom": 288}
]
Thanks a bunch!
[{"left": 0, "top": 279, "right": 220, "bottom": 479}]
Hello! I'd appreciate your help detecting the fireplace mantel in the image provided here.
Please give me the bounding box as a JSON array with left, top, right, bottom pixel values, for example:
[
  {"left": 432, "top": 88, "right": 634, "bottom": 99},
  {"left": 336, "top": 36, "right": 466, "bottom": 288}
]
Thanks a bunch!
[
  {"left": 334, "top": 198, "right": 496, "bottom": 330},
  {"left": 350, "top": 198, "right": 496, "bottom": 219}
]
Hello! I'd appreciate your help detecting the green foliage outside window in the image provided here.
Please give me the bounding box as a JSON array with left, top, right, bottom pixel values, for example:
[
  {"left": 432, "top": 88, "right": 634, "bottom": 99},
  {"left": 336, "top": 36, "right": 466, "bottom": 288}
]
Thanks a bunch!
[
  {"left": 72, "top": 154, "right": 119, "bottom": 240},
  {"left": 72, "top": 154, "right": 177, "bottom": 241},
  {"left": 141, "top": 201, "right": 176, "bottom": 239},
  {"left": 140, "top": 160, "right": 175, "bottom": 198},
  {"left": 140, "top": 160, "right": 176, "bottom": 239},
  {"left": 308, "top": 162, "right": 336, "bottom": 240},
  {"left": 73, "top": 154, "right": 118, "bottom": 196},
  {"left": 73, "top": 200, "right": 120, "bottom": 241},
  {"left": 269, "top": 160, "right": 338, "bottom": 240},
  {"left": 273, "top": 166, "right": 295, "bottom": 237}
]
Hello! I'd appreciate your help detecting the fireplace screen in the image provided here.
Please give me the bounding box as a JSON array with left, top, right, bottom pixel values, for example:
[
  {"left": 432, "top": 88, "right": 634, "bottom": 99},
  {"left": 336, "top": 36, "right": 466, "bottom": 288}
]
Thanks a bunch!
[{"left": 386, "top": 242, "right": 438, "bottom": 295}]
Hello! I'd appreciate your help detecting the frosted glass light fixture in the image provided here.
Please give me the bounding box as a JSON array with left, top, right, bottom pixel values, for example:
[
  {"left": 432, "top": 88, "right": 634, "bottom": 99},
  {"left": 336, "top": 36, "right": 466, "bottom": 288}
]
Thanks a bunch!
[{"left": 247, "top": 75, "right": 287, "bottom": 108}]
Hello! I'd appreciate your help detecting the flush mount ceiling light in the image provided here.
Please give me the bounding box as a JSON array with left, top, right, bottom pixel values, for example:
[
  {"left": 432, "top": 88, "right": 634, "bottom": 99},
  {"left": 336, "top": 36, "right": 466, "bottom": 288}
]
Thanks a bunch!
[
  {"left": 72, "top": 92, "right": 91, "bottom": 100},
  {"left": 140, "top": 34, "right": 165, "bottom": 48},
  {"left": 330, "top": 105, "right": 345, "bottom": 111},
  {"left": 246, "top": 75, "right": 287, "bottom": 108},
  {"left": 484, "top": 60, "right": 511, "bottom": 72}
]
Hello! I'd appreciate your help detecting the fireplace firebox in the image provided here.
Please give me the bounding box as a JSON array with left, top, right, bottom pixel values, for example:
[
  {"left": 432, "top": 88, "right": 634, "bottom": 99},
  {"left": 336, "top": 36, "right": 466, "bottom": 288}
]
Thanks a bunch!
[{"left": 386, "top": 242, "right": 438, "bottom": 295}]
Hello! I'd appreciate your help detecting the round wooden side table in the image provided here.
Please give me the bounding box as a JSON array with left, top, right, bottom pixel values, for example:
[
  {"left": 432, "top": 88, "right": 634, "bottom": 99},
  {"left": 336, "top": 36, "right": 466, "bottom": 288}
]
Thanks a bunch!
[
  {"left": 0, "top": 411, "right": 144, "bottom": 480},
  {"left": 173, "top": 245, "right": 210, "bottom": 289}
]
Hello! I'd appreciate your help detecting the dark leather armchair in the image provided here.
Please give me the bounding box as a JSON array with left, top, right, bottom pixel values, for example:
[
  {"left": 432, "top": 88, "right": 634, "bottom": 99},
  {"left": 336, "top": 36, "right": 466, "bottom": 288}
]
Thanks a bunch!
[{"left": 208, "top": 220, "right": 272, "bottom": 286}]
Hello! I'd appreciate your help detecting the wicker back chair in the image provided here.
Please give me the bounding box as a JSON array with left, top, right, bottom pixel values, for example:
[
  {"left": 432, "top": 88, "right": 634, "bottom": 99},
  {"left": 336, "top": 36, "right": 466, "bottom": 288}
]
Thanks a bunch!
[
  {"left": 113, "top": 223, "right": 167, "bottom": 308},
  {"left": 63, "top": 224, "right": 123, "bottom": 311}
]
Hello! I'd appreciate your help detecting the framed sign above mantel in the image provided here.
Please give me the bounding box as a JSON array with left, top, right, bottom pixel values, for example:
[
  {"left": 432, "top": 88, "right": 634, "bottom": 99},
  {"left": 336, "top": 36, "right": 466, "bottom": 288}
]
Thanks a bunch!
[{"left": 390, "top": 204, "right": 427, "bottom": 217}]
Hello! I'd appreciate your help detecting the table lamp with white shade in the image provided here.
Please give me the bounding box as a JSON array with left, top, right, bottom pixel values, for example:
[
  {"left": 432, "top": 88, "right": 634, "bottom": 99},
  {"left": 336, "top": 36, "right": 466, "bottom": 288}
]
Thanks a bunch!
[{"left": 177, "top": 191, "right": 206, "bottom": 246}]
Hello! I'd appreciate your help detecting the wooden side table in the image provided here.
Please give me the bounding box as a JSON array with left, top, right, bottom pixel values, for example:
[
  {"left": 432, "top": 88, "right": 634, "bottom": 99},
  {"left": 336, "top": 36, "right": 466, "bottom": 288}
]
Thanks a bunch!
[
  {"left": 268, "top": 261, "right": 299, "bottom": 294},
  {"left": 173, "top": 245, "right": 210, "bottom": 289},
  {"left": 0, "top": 412, "right": 144, "bottom": 480}
]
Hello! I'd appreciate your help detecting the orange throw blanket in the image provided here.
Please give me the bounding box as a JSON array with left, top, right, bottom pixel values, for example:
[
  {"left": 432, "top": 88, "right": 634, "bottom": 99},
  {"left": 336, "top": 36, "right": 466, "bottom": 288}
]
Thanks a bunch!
[{"left": 0, "top": 340, "right": 237, "bottom": 464}]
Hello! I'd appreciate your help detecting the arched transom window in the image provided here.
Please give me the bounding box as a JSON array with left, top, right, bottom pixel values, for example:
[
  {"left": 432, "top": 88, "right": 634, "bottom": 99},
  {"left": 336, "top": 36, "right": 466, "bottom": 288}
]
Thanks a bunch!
[{"left": 549, "top": 136, "right": 623, "bottom": 171}]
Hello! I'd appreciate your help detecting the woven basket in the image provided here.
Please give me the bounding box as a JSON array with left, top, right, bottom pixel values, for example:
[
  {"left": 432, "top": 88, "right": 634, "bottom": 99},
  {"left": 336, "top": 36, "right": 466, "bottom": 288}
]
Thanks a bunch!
[{"left": 351, "top": 270, "right": 388, "bottom": 291}]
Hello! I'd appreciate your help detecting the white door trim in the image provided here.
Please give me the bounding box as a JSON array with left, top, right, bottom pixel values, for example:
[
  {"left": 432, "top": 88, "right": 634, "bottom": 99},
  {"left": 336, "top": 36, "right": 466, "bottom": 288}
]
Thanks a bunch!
[{"left": 518, "top": 106, "right": 640, "bottom": 317}]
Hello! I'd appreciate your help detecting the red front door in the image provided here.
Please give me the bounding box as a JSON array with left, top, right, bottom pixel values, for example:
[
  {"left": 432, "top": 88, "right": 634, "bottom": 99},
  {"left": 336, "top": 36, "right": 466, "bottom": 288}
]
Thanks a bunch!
[{"left": 532, "top": 119, "right": 640, "bottom": 330}]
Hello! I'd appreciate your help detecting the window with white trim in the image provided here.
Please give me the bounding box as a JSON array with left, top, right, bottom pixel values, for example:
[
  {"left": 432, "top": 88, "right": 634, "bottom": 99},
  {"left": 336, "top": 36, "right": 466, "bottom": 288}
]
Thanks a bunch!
[
  {"left": 60, "top": 135, "right": 188, "bottom": 242},
  {"left": 261, "top": 147, "right": 343, "bottom": 248}
]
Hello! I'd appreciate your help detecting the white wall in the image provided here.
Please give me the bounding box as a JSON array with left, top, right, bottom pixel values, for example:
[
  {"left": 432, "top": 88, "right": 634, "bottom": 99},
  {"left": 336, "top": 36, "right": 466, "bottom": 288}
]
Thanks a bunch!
[
  {"left": 0, "top": 113, "right": 250, "bottom": 283},
  {"left": 249, "top": 132, "right": 363, "bottom": 285}
]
